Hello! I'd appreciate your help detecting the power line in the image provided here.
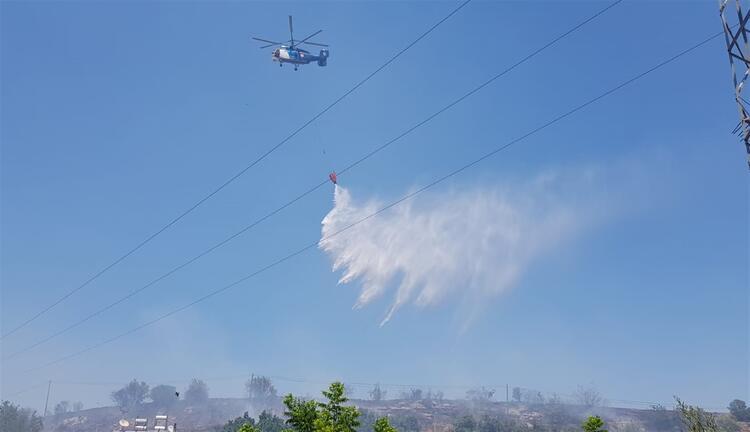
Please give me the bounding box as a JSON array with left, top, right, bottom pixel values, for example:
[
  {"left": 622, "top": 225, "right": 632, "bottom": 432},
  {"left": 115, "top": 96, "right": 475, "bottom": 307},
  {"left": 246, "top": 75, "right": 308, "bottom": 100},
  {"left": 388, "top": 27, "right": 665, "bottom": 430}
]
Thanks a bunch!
[
  {"left": 21, "top": 27, "right": 722, "bottom": 375},
  {"left": 3, "top": 0, "right": 621, "bottom": 361},
  {"left": 0, "top": 0, "right": 472, "bottom": 341}
]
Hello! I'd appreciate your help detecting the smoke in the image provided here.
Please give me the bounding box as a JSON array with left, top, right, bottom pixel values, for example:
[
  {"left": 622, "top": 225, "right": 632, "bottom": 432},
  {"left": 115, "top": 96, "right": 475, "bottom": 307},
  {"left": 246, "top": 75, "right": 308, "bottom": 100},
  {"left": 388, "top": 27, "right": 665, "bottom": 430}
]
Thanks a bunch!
[{"left": 319, "top": 169, "right": 612, "bottom": 325}]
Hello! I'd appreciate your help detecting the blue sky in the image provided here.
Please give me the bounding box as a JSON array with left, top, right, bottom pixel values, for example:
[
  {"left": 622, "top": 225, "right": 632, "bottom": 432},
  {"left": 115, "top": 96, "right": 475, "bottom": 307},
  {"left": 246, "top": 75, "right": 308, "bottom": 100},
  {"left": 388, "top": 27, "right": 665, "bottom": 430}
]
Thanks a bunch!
[{"left": 1, "top": 0, "right": 747, "bottom": 413}]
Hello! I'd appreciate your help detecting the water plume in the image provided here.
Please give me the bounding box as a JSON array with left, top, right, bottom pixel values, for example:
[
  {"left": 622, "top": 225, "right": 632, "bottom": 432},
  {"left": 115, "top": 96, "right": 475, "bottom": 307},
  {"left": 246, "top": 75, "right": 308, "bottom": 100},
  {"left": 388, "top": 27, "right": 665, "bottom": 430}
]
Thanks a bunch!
[{"left": 319, "top": 171, "right": 607, "bottom": 325}]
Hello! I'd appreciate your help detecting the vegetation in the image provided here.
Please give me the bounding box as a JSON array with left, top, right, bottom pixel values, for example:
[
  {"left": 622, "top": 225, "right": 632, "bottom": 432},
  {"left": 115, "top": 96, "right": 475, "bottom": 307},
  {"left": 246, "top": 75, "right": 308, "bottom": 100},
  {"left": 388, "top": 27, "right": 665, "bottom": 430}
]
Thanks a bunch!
[
  {"left": 574, "top": 385, "right": 604, "bottom": 407},
  {"left": 185, "top": 378, "right": 210, "bottom": 404},
  {"left": 372, "top": 417, "right": 397, "bottom": 432},
  {"left": 54, "top": 400, "right": 70, "bottom": 415},
  {"left": 644, "top": 404, "right": 679, "bottom": 431},
  {"left": 246, "top": 376, "right": 278, "bottom": 407},
  {"left": 257, "top": 410, "right": 286, "bottom": 432},
  {"left": 512, "top": 387, "right": 522, "bottom": 402},
  {"left": 0, "top": 401, "right": 43, "bottom": 432},
  {"left": 675, "top": 397, "right": 718, "bottom": 432},
  {"left": 283, "top": 382, "right": 403, "bottom": 432},
  {"left": 112, "top": 379, "right": 150, "bottom": 412},
  {"left": 728, "top": 399, "right": 750, "bottom": 422},
  {"left": 218, "top": 412, "right": 256, "bottom": 432},
  {"left": 239, "top": 424, "right": 261, "bottom": 432},
  {"left": 716, "top": 415, "right": 741, "bottom": 432},
  {"left": 400, "top": 389, "right": 423, "bottom": 401},
  {"left": 369, "top": 384, "right": 386, "bottom": 401},
  {"left": 582, "top": 415, "right": 607, "bottom": 432},
  {"left": 453, "top": 414, "right": 532, "bottom": 432},
  {"left": 466, "top": 387, "right": 495, "bottom": 403}
]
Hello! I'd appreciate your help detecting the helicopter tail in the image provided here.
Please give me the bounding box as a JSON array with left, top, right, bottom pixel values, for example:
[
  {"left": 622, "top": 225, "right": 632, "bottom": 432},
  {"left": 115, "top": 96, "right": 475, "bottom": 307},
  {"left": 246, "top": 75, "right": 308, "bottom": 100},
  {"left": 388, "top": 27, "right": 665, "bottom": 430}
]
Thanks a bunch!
[{"left": 317, "top": 49, "right": 329, "bottom": 66}]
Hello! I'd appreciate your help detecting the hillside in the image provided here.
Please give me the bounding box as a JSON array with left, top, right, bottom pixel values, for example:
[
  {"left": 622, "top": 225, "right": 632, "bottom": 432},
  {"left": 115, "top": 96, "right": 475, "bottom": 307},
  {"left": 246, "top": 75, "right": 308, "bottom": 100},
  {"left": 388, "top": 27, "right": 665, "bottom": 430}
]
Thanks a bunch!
[{"left": 41, "top": 397, "right": 744, "bottom": 432}]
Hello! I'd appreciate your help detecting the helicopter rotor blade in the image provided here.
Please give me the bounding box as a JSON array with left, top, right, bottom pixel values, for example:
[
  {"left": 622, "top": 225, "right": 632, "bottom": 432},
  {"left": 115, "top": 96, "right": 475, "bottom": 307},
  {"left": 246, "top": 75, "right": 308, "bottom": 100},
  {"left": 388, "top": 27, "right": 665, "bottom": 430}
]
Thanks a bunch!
[
  {"left": 259, "top": 43, "right": 276, "bottom": 49},
  {"left": 252, "top": 37, "right": 282, "bottom": 45},
  {"left": 301, "top": 41, "right": 329, "bottom": 47},
  {"left": 297, "top": 29, "right": 323, "bottom": 45},
  {"left": 288, "top": 15, "right": 294, "bottom": 46}
]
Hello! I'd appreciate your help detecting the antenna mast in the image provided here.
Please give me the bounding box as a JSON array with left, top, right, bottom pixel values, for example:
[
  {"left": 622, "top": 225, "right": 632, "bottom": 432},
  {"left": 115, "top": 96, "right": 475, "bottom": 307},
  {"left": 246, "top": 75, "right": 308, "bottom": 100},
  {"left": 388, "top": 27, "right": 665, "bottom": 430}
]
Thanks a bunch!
[{"left": 719, "top": 0, "right": 750, "bottom": 168}]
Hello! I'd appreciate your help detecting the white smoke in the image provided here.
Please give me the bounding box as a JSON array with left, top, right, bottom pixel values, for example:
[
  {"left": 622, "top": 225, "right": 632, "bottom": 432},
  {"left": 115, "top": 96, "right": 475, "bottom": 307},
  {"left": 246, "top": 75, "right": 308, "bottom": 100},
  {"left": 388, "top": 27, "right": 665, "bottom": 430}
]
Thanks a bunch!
[{"left": 319, "top": 170, "right": 610, "bottom": 325}]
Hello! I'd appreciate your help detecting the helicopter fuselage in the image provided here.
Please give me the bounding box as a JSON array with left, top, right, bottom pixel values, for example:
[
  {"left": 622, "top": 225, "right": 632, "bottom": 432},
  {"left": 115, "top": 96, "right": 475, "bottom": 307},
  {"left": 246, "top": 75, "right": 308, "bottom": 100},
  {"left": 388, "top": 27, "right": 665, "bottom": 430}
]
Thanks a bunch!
[{"left": 273, "top": 46, "right": 328, "bottom": 67}]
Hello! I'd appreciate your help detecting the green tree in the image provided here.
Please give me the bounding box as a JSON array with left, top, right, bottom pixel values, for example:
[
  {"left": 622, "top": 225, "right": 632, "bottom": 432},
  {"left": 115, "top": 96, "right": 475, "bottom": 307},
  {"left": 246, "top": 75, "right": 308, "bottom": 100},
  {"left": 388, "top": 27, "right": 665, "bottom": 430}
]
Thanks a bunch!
[
  {"left": 112, "top": 380, "right": 150, "bottom": 412},
  {"left": 218, "top": 412, "right": 255, "bottom": 432},
  {"left": 582, "top": 415, "right": 607, "bottom": 432},
  {"left": 676, "top": 397, "right": 718, "bottom": 432},
  {"left": 239, "top": 423, "right": 261, "bottom": 432},
  {"left": 728, "top": 400, "right": 750, "bottom": 422},
  {"left": 185, "top": 379, "right": 209, "bottom": 404},
  {"left": 257, "top": 410, "right": 285, "bottom": 432},
  {"left": 316, "top": 382, "right": 360, "bottom": 432},
  {"left": 150, "top": 385, "right": 178, "bottom": 407},
  {"left": 284, "top": 394, "right": 318, "bottom": 432},
  {"left": 373, "top": 417, "right": 397, "bottom": 432},
  {"left": 0, "top": 401, "right": 43, "bottom": 432}
]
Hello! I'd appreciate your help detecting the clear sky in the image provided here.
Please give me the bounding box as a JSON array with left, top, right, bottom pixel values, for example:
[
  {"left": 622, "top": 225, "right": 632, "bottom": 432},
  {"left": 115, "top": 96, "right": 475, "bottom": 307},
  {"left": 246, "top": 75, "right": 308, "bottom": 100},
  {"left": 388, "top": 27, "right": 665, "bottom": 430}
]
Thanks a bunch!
[{"left": 1, "top": 0, "right": 747, "bottom": 414}]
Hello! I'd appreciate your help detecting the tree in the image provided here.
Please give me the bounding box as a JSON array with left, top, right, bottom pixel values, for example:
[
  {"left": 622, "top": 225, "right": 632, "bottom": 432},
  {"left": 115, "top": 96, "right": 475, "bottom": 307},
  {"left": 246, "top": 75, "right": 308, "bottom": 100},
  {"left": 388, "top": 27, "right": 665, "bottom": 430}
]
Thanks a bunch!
[
  {"left": 72, "top": 401, "right": 84, "bottom": 412},
  {"left": 112, "top": 380, "right": 150, "bottom": 412},
  {"left": 151, "top": 385, "right": 178, "bottom": 407},
  {"left": 728, "top": 400, "right": 750, "bottom": 422},
  {"left": 466, "top": 387, "right": 495, "bottom": 403},
  {"left": 574, "top": 385, "right": 604, "bottom": 407},
  {"left": 520, "top": 389, "right": 544, "bottom": 405},
  {"left": 400, "top": 389, "right": 423, "bottom": 401},
  {"left": 425, "top": 390, "right": 444, "bottom": 402},
  {"left": 257, "top": 410, "right": 285, "bottom": 432},
  {"left": 54, "top": 401, "right": 70, "bottom": 415},
  {"left": 582, "top": 415, "right": 607, "bottom": 432},
  {"left": 373, "top": 417, "right": 397, "bottom": 432},
  {"left": 676, "top": 397, "right": 718, "bottom": 432},
  {"left": 246, "top": 376, "right": 278, "bottom": 407},
  {"left": 512, "top": 387, "right": 522, "bottom": 402},
  {"left": 0, "top": 401, "right": 43, "bottom": 432},
  {"left": 218, "top": 412, "right": 256, "bottom": 432},
  {"left": 239, "top": 424, "right": 261, "bottom": 432},
  {"left": 369, "top": 384, "right": 386, "bottom": 401},
  {"left": 316, "top": 382, "right": 360, "bottom": 432},
  {"left": 284, "top": 394, "right": 318, "bottom": 432},
  {"left": 185, "top": 379, "right": 209, "bottom": 404}
]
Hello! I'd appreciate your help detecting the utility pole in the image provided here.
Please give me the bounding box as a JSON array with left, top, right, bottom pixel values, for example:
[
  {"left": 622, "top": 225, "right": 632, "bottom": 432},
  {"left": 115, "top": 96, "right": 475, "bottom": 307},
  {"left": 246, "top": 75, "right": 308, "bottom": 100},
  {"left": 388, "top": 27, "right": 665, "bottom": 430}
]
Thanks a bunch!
[
  {"left": 506, "top": 384, "right": 509, "bottom": 402},
  {"left": 43, "top": 381, "right": 52, "bottom": 417},
  {"left": 719, "top": 0, "right": 750, "bottom": 168}
]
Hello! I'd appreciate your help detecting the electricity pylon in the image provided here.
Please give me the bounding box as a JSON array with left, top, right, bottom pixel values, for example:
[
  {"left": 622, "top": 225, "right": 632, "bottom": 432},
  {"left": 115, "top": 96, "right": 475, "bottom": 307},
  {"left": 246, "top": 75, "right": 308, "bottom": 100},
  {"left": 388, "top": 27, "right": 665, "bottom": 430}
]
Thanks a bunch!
[{"left": 719, "top": 0, "right": 750, "bottom": 168}]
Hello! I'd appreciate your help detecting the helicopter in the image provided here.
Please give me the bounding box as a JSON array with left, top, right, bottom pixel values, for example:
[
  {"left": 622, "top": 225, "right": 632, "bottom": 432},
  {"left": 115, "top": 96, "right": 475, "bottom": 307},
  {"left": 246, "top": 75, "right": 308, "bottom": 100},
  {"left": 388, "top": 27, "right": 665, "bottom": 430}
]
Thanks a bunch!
[{"left": 252, "top": 16, "right": 329, "bottom": 71}]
